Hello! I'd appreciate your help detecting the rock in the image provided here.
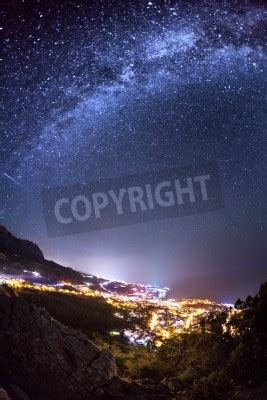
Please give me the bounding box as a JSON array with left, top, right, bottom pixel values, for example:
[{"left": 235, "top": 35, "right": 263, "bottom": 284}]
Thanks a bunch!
[
  {"left": 161, "top": 377, "right": 184, "bottom": 392},
  {"left": 0, "top": 389, "right": 10, "bottom": 400},
  {"left": 0, "top": 288, "right": 117, "bottom": 400}
]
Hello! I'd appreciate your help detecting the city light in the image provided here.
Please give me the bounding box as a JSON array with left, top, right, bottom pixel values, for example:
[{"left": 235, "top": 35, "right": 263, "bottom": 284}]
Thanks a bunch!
[{"left": 1, "top": 275, "right": 231, "bottom": 346}]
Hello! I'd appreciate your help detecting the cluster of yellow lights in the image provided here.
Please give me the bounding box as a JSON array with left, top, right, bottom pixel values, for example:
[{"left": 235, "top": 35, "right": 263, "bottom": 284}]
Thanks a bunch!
[
  {"left": 4, "top": 278, "right": 104, "bottom": 298},
  {"left": 2, "top": 278, "right": 231, "bottom": 345}
]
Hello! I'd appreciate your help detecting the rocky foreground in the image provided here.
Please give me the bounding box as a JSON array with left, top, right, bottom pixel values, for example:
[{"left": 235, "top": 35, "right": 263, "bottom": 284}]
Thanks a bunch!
[
  {"left": 0, "top": 285, "right": 169, "bottom": 400},
  {"left": 1, "top": 286, "right": 266, "bottom": 400}
]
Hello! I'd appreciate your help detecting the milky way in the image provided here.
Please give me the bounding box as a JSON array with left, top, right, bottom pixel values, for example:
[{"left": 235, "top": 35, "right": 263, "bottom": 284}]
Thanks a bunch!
[{"left": 1, "top": 1, "right": 266, "bottom": 300}]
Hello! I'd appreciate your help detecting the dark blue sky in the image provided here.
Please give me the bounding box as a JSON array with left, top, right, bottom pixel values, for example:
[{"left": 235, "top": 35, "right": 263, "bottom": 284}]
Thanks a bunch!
[{"left": 1, "top": 0, "right": 266, "bottom": 301}]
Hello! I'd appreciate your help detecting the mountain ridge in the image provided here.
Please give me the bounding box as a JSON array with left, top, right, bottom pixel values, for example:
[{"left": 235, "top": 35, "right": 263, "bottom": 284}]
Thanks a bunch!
[
  {"left": 0, "top": 225, "right": 98, "bottom": 286},
  {"left": 0, "top": 226, "right": 170, "bottom": 299}
]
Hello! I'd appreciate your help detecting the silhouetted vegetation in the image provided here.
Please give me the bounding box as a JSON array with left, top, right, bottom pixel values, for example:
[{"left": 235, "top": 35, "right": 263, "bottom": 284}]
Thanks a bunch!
[{"left": 99, "top": 282, "right": 267, "bottom": 399}]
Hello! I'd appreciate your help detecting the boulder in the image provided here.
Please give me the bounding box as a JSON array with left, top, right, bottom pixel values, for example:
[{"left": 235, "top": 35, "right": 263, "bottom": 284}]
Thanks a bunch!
[
  {"left": 0, "top": 287, "right": 117, "bottom": 399},
  {"left": 0, "top": 388, "right": 10, "bottom": 400}
]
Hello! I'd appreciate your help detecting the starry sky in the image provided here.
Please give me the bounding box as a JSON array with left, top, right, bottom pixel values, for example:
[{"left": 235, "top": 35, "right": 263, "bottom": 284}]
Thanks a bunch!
[{"left": 1, "top": 0, "right": 266, "bottom": 302}]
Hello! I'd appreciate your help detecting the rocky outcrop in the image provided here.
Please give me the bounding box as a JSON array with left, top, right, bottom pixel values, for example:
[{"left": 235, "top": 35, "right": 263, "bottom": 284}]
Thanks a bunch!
[
  {"left": 0, "top": 226, "right": 44, "bottom": 261},
  {"left": 0, "top": 286, "right": 117, "bottom": 399},
  {"left": 0, "top": 388, "right": 11, "bottom": 400},
  {"left": 0, "top": 286, "right": 168, "bottom": 400}
]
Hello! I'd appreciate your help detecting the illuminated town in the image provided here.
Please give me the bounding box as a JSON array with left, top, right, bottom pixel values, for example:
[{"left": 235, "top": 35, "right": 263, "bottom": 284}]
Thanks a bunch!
[{"left": 0, "top": 270, "right": 231, "bottom": 347}]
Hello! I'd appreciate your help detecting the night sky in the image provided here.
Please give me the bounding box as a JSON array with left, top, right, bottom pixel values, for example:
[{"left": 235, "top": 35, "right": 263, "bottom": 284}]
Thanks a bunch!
[{"left": 1, "top": 0, "right": 266, "bottom": 302}]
